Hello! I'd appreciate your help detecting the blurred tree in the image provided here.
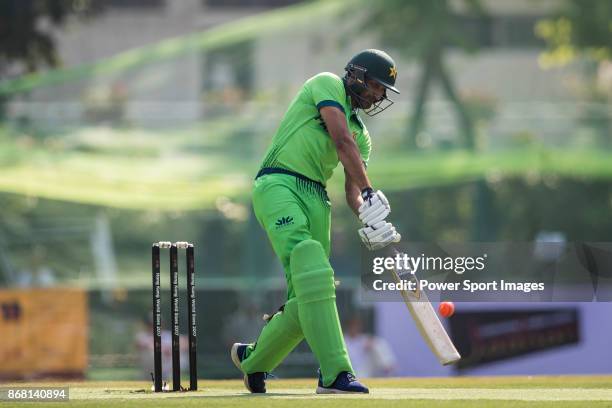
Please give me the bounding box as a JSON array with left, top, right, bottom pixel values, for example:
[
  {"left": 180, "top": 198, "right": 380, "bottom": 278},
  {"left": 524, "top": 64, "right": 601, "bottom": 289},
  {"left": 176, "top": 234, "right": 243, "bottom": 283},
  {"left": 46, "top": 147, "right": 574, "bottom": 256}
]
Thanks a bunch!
[
  {"left": 535, "top": 0, "right": 612, "bottom": 68},
  {"left": 0, "top": 0, "right": 100, "bottom": 119},
  {"left": 1, "top": 0, "right": 74, "bottom": 76},
  {"left": 362, "top": 0, "right": 486, "bottom": 150},
  {"left": 360, "top": 0, "right": 490, "bottom": 240},
  {"left": 536, "top": 1, "right": 612, "bottom": 146}
]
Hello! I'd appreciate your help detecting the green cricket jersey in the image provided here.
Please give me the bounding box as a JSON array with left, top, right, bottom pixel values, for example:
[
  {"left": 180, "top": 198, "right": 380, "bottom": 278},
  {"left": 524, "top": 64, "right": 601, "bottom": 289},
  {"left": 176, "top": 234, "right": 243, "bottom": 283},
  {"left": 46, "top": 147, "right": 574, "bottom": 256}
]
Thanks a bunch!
[{"left": 260, "top": 72, "right": 371, "bottom": 186}]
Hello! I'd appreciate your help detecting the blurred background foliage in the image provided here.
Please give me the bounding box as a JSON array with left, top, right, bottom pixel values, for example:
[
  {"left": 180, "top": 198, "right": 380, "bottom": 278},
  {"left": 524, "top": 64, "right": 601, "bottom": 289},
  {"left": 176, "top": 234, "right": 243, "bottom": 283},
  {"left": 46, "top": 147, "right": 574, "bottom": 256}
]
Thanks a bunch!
[{"left": 0, "top": 0, "right": 612, "bottom": 294}]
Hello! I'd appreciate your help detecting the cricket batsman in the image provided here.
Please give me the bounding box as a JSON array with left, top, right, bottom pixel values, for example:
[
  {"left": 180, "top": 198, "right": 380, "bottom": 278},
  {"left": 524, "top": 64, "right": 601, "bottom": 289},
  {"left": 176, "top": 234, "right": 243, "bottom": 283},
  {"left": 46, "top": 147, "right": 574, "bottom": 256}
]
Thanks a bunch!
[{"left": 231, "top": 49, "right": 402, "bottom": 394}]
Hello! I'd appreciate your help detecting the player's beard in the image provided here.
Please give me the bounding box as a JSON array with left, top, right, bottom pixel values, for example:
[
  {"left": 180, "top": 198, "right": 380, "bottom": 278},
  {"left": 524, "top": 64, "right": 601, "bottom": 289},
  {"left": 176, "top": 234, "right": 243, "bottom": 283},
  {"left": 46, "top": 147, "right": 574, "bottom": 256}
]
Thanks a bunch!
[
  {"left": 345, "top": 80, "right": 394, "bottom": 116},
  {"left": 357, "top": 92, "right": 393, "bottom": 116}
]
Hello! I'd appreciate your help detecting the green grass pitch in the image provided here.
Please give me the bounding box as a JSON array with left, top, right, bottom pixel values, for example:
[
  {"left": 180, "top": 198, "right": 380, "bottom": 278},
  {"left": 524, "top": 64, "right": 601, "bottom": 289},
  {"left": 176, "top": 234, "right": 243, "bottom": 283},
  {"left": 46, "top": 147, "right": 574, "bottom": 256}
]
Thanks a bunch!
[{"left": 2, "top": 376, "right": 612, "bottom": 407}]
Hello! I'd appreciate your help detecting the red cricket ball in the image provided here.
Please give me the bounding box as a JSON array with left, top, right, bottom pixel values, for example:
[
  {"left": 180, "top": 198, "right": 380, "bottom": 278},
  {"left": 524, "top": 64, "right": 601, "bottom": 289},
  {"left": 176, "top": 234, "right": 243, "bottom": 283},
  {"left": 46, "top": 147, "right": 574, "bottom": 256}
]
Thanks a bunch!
[{"left": 438, "top": 301, "right": 455, "bottom": 318}]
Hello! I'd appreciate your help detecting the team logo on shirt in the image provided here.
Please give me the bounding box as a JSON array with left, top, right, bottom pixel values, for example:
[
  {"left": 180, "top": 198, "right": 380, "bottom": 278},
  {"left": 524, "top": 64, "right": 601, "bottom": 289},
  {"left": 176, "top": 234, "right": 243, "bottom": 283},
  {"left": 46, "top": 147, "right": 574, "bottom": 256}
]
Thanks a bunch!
[{"left": 275, "top": 216, "right": 295, "bottom": 229}]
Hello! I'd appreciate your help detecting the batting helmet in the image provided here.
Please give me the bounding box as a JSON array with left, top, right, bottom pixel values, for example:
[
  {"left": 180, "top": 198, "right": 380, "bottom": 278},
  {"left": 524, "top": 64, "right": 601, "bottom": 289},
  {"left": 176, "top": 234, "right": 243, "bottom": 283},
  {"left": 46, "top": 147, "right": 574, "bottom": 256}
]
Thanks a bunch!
[{"left": 344, "top": 49, "right": 399, "bottom": 115}]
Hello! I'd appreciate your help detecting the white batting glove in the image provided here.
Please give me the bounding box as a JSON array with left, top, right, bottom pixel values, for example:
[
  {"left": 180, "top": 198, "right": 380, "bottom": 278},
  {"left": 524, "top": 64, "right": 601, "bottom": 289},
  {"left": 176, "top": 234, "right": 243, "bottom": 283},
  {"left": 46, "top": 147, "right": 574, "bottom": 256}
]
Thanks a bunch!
[
  {"left": 358, "top": 221, "right": 402, "bottom": 251},
  {"left": 358, "top": 188, "right": 391, "bottom": 226}
]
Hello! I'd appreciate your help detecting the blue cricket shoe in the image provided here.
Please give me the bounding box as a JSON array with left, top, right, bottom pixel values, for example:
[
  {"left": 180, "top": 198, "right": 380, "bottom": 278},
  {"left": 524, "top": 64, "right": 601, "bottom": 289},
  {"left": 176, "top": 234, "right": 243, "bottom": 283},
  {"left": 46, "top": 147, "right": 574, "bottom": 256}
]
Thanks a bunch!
[
  {"left": 230, "top": 343, "right": 268, "bottom": 393},
  {"left": 316, "top": 369, "right": 369, "bottom": 394}
]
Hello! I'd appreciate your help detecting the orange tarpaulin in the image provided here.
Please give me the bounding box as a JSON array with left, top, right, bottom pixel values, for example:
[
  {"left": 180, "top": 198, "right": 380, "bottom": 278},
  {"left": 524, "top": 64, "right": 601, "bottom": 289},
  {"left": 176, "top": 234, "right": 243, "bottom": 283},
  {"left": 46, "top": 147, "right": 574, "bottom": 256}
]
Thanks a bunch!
[{"left": 0, "top": 288, "right": 88, "bottom": 379}]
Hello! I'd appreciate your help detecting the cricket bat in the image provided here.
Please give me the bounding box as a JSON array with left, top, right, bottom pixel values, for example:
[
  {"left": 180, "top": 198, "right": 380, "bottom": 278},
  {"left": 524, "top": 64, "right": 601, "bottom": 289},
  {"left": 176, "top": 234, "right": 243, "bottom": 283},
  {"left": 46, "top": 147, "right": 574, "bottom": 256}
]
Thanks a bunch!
[{"left": 389, "top": 248, "right": 461, "bottom": 365}]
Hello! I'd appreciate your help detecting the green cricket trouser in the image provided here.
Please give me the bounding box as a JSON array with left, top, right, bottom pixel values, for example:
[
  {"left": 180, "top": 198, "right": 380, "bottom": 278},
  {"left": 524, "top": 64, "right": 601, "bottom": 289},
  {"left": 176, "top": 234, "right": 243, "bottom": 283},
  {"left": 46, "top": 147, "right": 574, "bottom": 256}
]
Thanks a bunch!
[{"left": 239, "top": 170, "right": 353, "bottom": 386}]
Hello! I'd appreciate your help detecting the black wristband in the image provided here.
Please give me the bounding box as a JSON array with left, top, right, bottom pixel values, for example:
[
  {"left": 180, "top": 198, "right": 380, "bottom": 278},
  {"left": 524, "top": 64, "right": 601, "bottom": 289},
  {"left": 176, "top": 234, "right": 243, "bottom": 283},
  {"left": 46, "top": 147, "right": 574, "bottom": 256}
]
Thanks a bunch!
[{"left": 360, "top": 187, "right": 374, "bottom": 201}]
